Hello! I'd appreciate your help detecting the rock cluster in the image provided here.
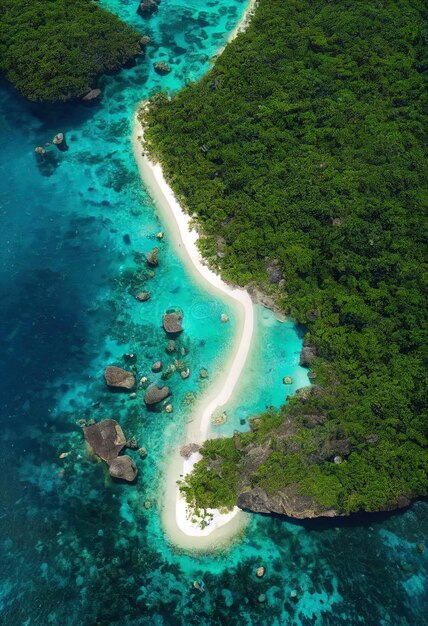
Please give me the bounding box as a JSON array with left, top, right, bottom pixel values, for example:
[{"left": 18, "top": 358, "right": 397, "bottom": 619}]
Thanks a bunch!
[{"left": 83, "top": 419, "right": 138, "bottom": 483}]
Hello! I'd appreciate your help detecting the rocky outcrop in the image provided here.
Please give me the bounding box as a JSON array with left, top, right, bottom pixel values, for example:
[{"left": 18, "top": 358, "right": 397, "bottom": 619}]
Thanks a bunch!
[
  {"left": 137, "top": 0, "right": 160, "bottom": 17},
  {"left": 104, "top": 366, "right": 135, "bottom": 390},
  {"left": 151, "top": 360, "right": 163, "bottom": 372},
  {"left": 84, "top": 419, "right": 139, "bottom": 483},
  {"left": 180, "top": 443, "right": 201, "bottom": 458},
  {"left": 163, "top": 310, "right": 183, "bottom": 334},
  {"left": 109, "top": 456, "right": 138, "bottom": 482},
  {"left": 267, "top": 260, "right": 283, "bottom": 284},
  {"left": 53, "top": 132, "right": 68, "bottom": 152},
  {"left": 154, "top": 61, "right": 171, "bottom": 75},
  {"left": 144, "top": 383, "right": 171, "bottom": 405},
  {"left": 299, "top": 345, "right": 316, "bottom": 367},
  {"left": 82, "top": 88, "right": 102, "bottom": 102},
  {"left": 146, "top": 247, "right": 159, "bottom": 267},
  {"left": 237, "top": 484, "right": 338, "bottom": 519},
  {"left": 83, "top": 419, "right": 127, "bottom": 463}
]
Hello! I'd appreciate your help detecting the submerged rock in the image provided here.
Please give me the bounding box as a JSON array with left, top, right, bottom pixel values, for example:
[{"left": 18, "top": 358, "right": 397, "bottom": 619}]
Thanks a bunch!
[
  {"left": 283, "top": 376, "right": 293, "bottom": 384},
  {"left": 146, "top": 247, "right": 159, "bottom": 267},
  {"left": 137, "top": 0, "right": 160, "bottom": 17},
  {"left": 166, "top": 339, "right": 177, "bottom": 354},
  {"left": 53, "top": 132, "right": 68, "bottom": 152},
  {"left": 163, "top": 310, "right": 183, "bottom": 334},
  {"left": 135, "top": 291, "right": 151, "bottom": 302},
  {"left": 199, "top": 368, "right": 208, "bottom": 379},
  {"left": 109, "top": 455, "right": 137, "bottom": 482},
  {"left": 154, "top": 61, "right": 171, "bottom": 75},
  {"left": 151, "top": 360, "right": 163, "bottom": 373},
  {"left": 82, "top": 88, "right": 102, "bottom": 102},
  {"left": 104, "top": 366, "right": 135, "bottom": 390},
  {"left": 83, "top": 419, "right": 127, "bottom": 463},
  {"left": 144, "top": 383, "right": 171, "bottom": 405}
]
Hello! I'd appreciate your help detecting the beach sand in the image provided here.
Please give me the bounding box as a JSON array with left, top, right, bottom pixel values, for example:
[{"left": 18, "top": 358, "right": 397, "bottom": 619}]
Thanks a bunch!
[
  {"left": 131, "top": 0, "right": 258, "bottom": 550},
  {"left": 132, "top": 119, "right": 253, "bottom": 549}
]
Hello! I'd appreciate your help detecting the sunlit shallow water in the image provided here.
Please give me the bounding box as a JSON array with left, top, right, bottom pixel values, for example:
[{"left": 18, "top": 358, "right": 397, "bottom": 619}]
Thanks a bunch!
[{"left": 0, "top": 1, "right": 426, "bottom": 624}]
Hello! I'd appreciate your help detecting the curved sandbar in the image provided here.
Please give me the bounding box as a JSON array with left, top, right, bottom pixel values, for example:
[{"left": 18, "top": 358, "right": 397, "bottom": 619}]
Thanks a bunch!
[{"left": 133, "top": 116, "right": 254, "bottom": 548}]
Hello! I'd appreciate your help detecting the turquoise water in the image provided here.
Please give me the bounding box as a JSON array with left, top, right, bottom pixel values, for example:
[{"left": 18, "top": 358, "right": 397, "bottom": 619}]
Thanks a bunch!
[{"left": 0, "top": 0, "right": 427, "bottom": 624}]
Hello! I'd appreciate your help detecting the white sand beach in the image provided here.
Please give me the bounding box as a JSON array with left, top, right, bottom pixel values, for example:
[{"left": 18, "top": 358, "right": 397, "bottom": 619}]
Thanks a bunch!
[
  {"left": 131, "top": 0, "right": 258, "bottom": 550},
  {"left": 133, "top": 118, "right": 253, "bottom": 549}
]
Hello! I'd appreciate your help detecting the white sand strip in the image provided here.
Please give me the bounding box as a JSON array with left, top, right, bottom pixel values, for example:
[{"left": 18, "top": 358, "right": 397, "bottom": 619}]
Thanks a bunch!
[{"left": 131, "top": 0, "right": 258, "bottom": 549}]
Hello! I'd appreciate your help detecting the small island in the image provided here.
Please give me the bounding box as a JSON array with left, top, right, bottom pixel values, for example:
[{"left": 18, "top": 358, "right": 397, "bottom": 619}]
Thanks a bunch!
[{"left": 0, "top": 0, "right": 144, "bottom": 102}]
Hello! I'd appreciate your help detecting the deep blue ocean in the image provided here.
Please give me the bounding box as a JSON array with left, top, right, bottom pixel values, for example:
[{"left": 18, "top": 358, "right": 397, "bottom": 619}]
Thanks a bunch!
[{"left": 0, "top": 1, "right": 426, "bottom": 624}]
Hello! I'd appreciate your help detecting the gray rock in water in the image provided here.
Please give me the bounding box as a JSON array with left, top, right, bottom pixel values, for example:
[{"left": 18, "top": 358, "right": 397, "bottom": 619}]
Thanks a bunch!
[
  {"left": 84, "top": 419, "right": 127, "bottom": 463},
  {"left": 109, "top": 456, "right": 138, "bottom": 482},
  {"left": 144, "top": 383, "right": 171, "bottom": 405},
  {"left": 151, "top": 360, "right": 163, "bottom": 373},
  {"left": 146, "top": 247, "right": 159, "bottom": 267},
  {"left": 104, "top": 366, "right": 135, "bottom": 390},
  {"left": 154, "top": 61, "right": 171, "bottom": 75},
  {"left": 163, "top": 310, "right": 183, "bottom": 334},
  {"left": 135, "top": 291, "right": 151, "bottom": 302},
  {"left": 137, "top": 0, "right": 160, "bottom": 16},
  {"left": 82, "top": 88, "right": 102, "bottom": 102}
]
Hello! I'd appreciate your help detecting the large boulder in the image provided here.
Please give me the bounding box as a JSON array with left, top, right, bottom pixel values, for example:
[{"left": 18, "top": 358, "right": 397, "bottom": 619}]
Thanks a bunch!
[
  {"left": 104, "top": 366, "right": 135, "bottom": 390},
  {"left": 144, "top": 383, "right": 171, "bottom": 405},
  {"left": 163, "top": 310, "right": 183, "bottom": 334},
  {"left": 109, "top": 456, "right": 138, "bottom": 482},
  {"left": 84, "top": 419, "right": 127, "bottom": 463}
]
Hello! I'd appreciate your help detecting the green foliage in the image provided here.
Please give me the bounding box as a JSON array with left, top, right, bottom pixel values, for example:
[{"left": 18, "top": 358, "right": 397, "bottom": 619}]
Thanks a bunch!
[
  {"left": 147, "top": 0, "right": 428, "bottom": 515},
  {"left": 0, "top": 0, "right": 142, "bottom": 101}
]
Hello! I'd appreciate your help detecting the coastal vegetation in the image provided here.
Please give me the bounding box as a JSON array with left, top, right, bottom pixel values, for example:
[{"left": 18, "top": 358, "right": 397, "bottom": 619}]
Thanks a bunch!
[
  {"left": 0, "top": 0, "right": 142, "bottom": 102},
  {"left": 142, "top": 0, "right": 428, "bottom": 516}
]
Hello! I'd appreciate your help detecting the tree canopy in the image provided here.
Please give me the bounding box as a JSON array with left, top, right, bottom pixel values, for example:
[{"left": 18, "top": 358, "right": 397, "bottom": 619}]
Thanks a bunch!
[
  {"left": 143, "top": 0, "right": 428, "bottom": 516},
  {"left": 0, "top": 0, "right": 142, "bottom": 101}
]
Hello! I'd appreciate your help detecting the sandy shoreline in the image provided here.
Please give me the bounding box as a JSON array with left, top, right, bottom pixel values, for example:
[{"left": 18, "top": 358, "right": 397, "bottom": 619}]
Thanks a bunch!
[
  {"left": 133, "top": 118, "right": 253, "bottom": 549},
  {"left": 131, "top": 0, "right": 258, "bottom": 550}
]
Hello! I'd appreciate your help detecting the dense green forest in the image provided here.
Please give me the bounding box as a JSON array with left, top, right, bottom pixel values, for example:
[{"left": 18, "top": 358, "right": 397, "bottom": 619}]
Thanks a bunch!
[
  {"left": 0, "top": 0, "right": 142, "bottom": 101},
  {"left": 142, "top": 0, "right": 428, "bottom": 516}
]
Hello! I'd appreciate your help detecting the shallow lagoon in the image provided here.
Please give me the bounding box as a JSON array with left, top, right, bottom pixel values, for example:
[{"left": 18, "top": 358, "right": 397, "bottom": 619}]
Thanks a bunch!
[{"left": 0, "top": 0, "right": 426, "bottom": 624}]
